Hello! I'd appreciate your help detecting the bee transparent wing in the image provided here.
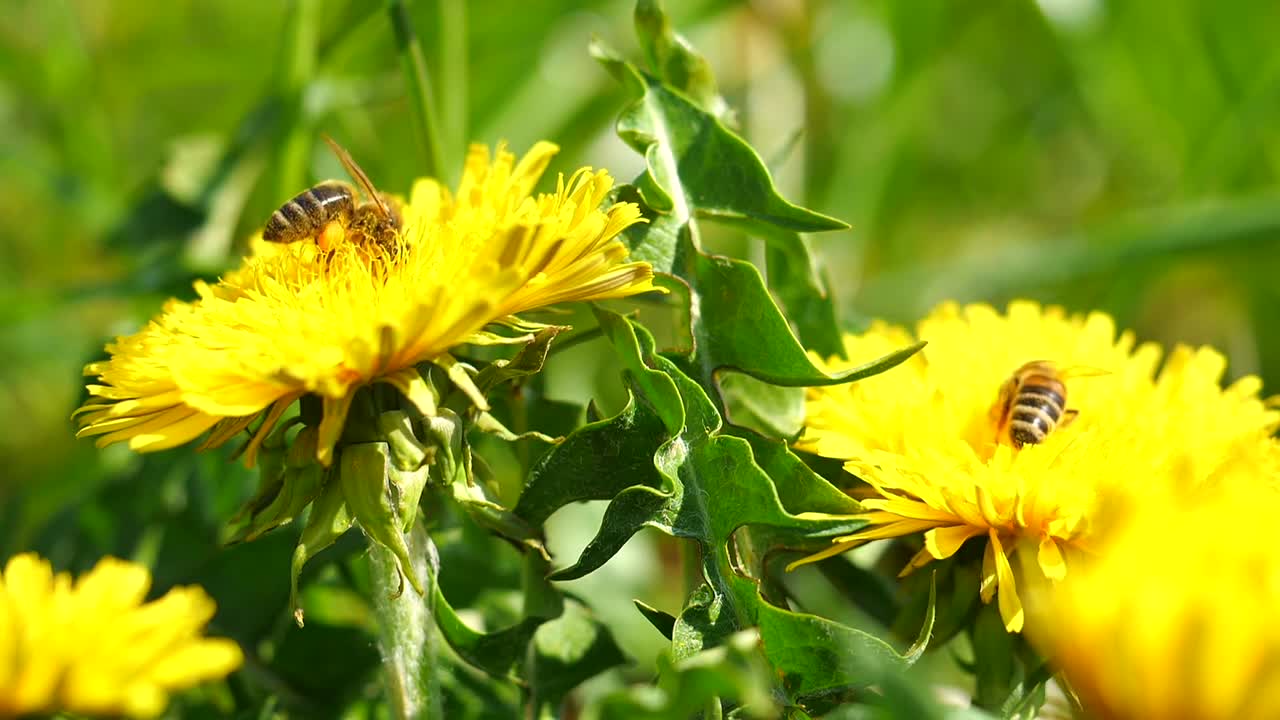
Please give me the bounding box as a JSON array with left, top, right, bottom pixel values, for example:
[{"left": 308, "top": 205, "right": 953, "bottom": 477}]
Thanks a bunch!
[
  {"left": 322, "top": 135, "right": 393, "bottom": 220},
  {"left": 1059, "top": 364, "right": 1112, "bottom": 380}
]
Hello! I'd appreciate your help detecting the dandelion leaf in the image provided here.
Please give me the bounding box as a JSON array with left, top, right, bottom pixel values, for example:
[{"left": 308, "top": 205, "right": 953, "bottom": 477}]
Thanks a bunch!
[
  {"left": 594, "top": 26, "right": 918, "bottom": 387},
  {"left": 516, "top": 310, "right": 928, "bottom": 704}
]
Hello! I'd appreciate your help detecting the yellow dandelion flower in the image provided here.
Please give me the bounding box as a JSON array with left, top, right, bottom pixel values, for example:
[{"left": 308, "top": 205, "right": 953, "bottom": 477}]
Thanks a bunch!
[
  {"left": 790, "top": 300, "right": 1278, "bottom": 632},
  {"left": 1029, "top": 467, "right": 1280, "bottom": 720},
  {"left": 74, "top": 142, "right": 658, "bottom": 465},
  {"left": 0, "top": 553, "right": 242, "bottom": 719}
]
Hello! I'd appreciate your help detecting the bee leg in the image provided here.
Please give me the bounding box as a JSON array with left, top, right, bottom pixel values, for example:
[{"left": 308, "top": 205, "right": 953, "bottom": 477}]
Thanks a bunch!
[
  {"left": 317, "top": 220, "right": 346, "bottom": 253},
  {"left": 1060, "top": 409, "right": 1080, "bottom": 429}
]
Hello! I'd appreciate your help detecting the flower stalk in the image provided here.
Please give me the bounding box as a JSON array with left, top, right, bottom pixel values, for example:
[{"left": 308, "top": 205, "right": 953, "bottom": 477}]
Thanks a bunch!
[
  {"left": 387, "top": 0, "right": 444, "bottom": 181},
  {"left": 368, "top": 522, "right": 443, "bottom": 720}
]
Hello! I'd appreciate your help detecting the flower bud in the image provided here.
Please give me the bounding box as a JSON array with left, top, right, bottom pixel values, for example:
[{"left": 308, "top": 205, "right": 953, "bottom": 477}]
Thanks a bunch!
[{"left": 338, "top": 442, "right": 423, "bottom": 597}]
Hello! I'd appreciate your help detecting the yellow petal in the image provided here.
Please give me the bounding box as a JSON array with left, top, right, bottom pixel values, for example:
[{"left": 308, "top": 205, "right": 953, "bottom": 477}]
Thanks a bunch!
[
  {"left": 1037, "top": 535, "right": 1066, "bottom": 582},
  {"left": 988, "top": 530, "right": 1023, "bottom": 632},
  {"left": 925, "top": 524, "right": 987, "bottom": 560}
]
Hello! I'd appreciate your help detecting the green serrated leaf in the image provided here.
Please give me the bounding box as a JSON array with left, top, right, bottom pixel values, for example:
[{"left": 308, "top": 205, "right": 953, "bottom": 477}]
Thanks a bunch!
[
  {"left": 516, "top": 309, "right": 863, "bottom": 588},
  {"left": 514, "top": 392, "right": 668, "bottom": 528},
  {"left": 521, "top": 309, "right": 912, "bottom": 707},
  {"left": 634, "top": 599, "right": 678, "bottom": 640},
  {"left": 594, "top": 9, "right": 898, "bottom": 407},
  {"left": 671, "top": 585, "right": 740, "bottom": 661},
  {"left": 633, "top": 0, "right": 727, "bottom": 117},
  {"left": 720, "top": 374, "right": 806, "bottom": 438},
  {"left": 765, "top": 235, "right": 844, "bottom": 358},
  {"left": 431, "top": 582, "right": 545, "bottom": 679},
  {"left": 592, "top": 38, "right": 845, "bottom": 236},
  {"left": 752, "top": 594, "right": 906, "bottom": 698},
  {"left": 542, "top": 310, "right": 861, "bottom": 585},
  {"left": 732, "top": 431, "right": 860, "bottom": 517},
  {"left": 614, "top": 183, "right": 680, "bottom": 272},
  {"left": 667, "top": 233, "right": 924, "bottom": 388}
]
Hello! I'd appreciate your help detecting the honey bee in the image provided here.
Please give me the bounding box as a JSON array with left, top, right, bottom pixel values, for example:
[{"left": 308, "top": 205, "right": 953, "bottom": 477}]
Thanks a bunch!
[
  {"left": 991, "top": 360, "right": 1085, "bottom": 448},
  {"left": 262, "top": 136, "right": 401, "bottom": 253}
]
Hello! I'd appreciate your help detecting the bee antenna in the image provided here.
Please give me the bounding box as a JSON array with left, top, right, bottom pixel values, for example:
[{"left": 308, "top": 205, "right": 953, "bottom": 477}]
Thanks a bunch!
[{"left": 322, "top": 134, "right": 393, "bottom": 220}]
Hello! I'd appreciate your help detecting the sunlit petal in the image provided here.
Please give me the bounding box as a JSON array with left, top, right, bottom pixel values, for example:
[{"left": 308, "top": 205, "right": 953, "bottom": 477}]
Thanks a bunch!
[{"left": 792, "top": 300, "right": 1279, "bottom": 633}]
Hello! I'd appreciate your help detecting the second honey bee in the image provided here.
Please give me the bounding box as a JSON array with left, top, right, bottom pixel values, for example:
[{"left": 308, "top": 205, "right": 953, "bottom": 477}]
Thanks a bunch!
[
  {"left": 262, "top": 136, "right": 402, "bottom": 253},
  {"left": 991, "top": 360, "right": 1081, "bottom": 448}
]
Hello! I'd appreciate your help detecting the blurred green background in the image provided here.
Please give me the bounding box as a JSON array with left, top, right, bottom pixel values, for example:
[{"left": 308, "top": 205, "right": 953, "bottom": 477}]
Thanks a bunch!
[{"left": 3, "top": 0, "right": 1279, "bottom": 710}]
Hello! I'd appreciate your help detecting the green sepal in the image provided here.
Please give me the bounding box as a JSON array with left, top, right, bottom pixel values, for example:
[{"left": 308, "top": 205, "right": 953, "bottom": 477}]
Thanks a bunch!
[
  {"left": 228, "top": 424, "right": 324, "bottom": 543},
  {"left": 451, "top": 457, "right": 550, "bottom": 560},
  {"left": 338, "top": 441, "right": 424, "bottom": 597},
  {"left": 472, "top": 325, "right": 565, "bottom": 395},
  {"left": 433, "top": 352, "right": 489, "bottom": 411},
  {"left": 290, "top": 476, "right": 353, "bottom": 626},
  {"left": 423, "top": 408, "right": 465, "bottom": 487},
  {"left": 227, "top": 463, "right": 285, "bottom": 537},
  {"left": 465, "top": 330, "right": 536, "bottom": 346},
  {"left": 390, "top": 464, "right": 429, "bottom": 533},
  {"left": 226, "top": 417, "right": 297, "bottom": 529},
  {"left": 241, "top": 464, "right": 326, "bottom": 543},
  {"left": 378, "top": 410, "right": 429, "bottom": 471},
  {"left": 473, "top": 411, "right": 559, "bottom": 445}
]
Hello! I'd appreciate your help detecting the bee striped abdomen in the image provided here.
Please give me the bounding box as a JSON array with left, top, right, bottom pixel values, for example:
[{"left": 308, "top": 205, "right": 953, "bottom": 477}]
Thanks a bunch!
[
  {"left": 1008, "top": 376, "right": 1067, "bottom": 447},
  {"left": 263, "top": 181, "right": 354, "bottom": 243}
]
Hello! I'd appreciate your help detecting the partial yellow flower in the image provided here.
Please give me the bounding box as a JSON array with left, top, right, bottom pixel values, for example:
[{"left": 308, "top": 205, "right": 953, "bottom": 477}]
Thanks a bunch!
[
  {"left": 75, "top": 142, "right": 658, "bottom": 465},
  {"left": 790, "top": 301, "right": 1278, "bottom": 632},
  {"left": 0, "top": 553, "right": 242, "bottom": 719},
  {"left": 1029, "top": 466, "right": 1280, "bottom": 720}
]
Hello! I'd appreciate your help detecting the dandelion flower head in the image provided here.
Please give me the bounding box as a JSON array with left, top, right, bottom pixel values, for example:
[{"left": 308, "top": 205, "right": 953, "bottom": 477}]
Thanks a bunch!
[
  {"left": 75, "top": 142, "right": 658, "bottom": 465},
  {"left": 792, "top": 301, "right": 1278, "bottom": 632},
  {"left": 1030, "top": 462, "right": 1280, "bottom": 720},
  {"left": 0, "top": 553, "right": 242, "bottom": 719}
]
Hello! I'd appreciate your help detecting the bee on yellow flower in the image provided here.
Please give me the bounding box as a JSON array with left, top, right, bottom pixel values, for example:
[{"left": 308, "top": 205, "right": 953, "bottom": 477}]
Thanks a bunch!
[
  {"left": 790, "top": 301, "right": 1278, "bottom": 633},
  {"left": 72, "top": 140, "right": 663, "bottom": 611},
  {"left": 73, "top": 141, "right": 659, "bottom": 467}
]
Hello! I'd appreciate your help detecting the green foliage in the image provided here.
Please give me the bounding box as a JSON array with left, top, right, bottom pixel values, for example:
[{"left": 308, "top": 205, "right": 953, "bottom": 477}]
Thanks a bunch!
[
  {"left": 11, "top": 0, "right": 1279, "bottom": 718},
  {"left": 583, "top": 631, "right": 777, "bottom": 720}
]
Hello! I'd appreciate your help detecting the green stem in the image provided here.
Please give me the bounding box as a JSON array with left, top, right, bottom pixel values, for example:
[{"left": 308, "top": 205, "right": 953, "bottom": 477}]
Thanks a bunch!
[
  {"left": 386, "top": 0, "right": 444, "bottom": 180},
  {"left": 276, "top": 0, "right": 319, "bottom": 203},
  {"left": 368, "top": 522, "right": 443, "bottom": 720},
  {"left": 438, "top": 0, "right": 467, "bottom": 183}
]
